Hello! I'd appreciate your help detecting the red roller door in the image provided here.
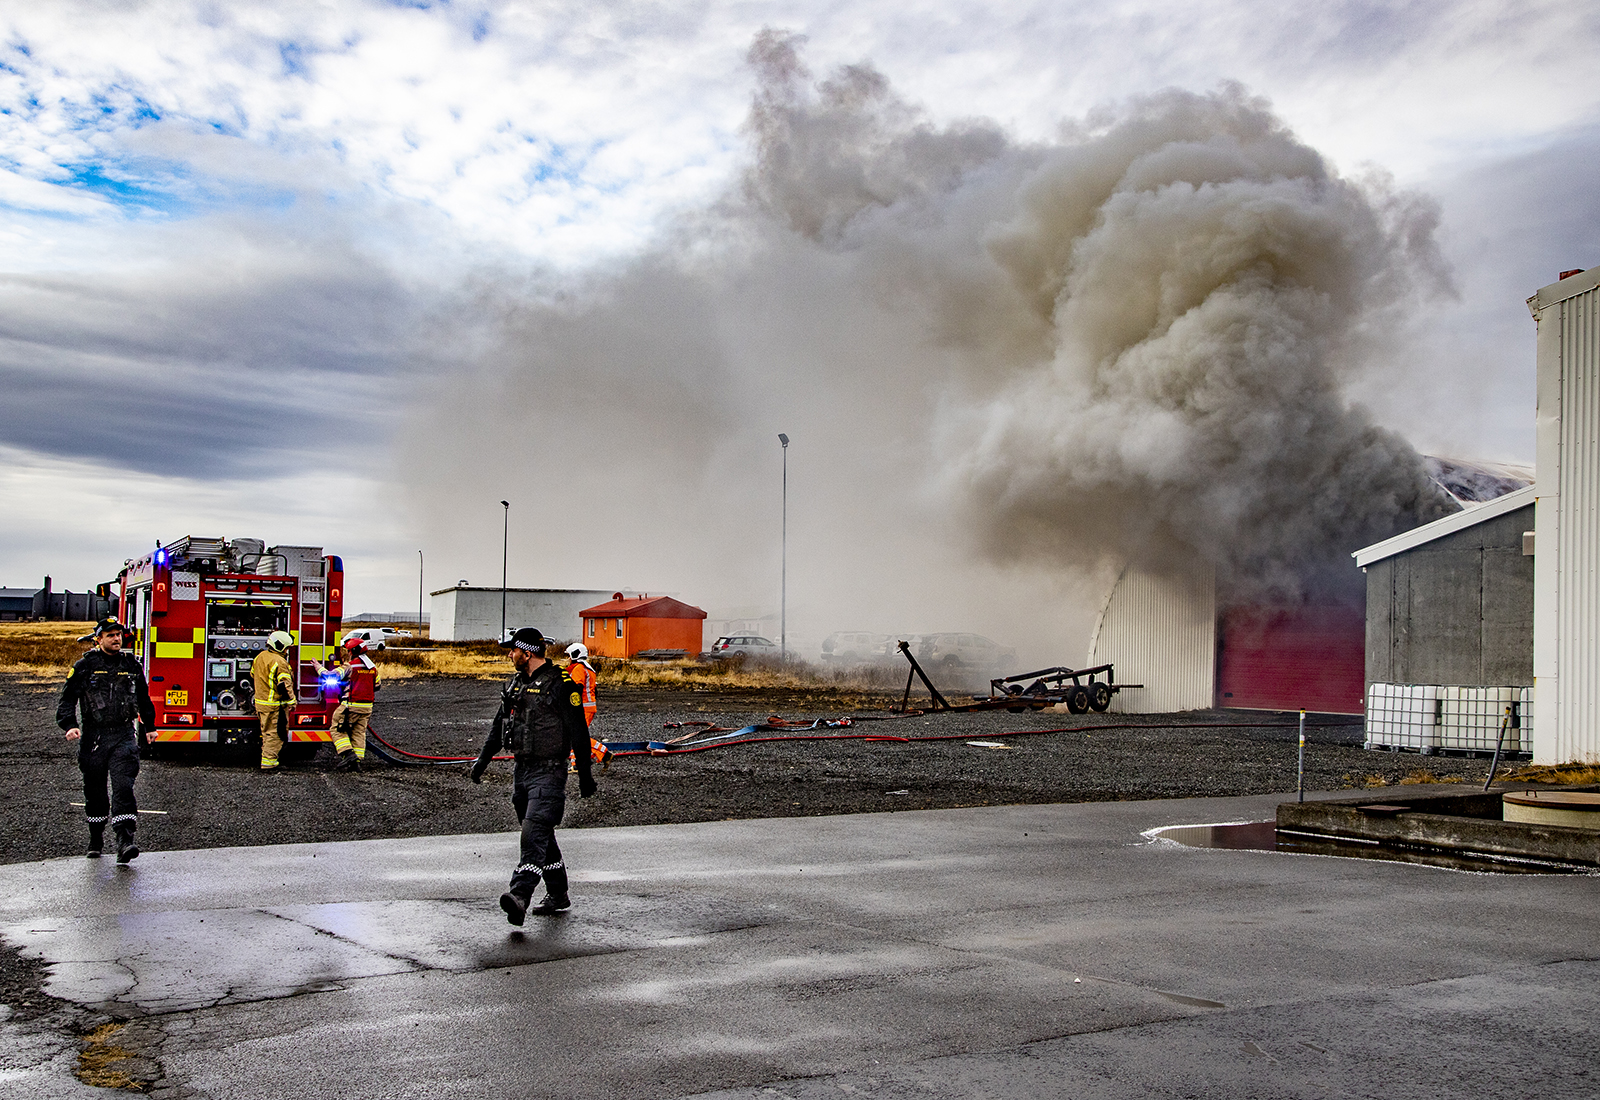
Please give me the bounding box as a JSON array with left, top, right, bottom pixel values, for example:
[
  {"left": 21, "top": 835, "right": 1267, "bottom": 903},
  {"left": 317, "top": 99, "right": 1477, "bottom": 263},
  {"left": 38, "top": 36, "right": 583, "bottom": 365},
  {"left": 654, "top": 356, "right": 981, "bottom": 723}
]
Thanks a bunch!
[{"left": 1215, "top": 603, "right": 1365, "bottom": 714}]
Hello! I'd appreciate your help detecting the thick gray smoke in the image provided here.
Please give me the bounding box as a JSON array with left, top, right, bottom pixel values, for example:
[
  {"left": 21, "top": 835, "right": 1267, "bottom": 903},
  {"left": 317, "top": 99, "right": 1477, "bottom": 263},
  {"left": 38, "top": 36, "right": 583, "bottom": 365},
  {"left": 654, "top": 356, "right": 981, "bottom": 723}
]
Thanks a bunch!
[
  {"left": 741, "top": 31, "right": 1455, "bottom": 599},
  {"left": 408, "top": 32, "right": 1455, "bottom": 658}
]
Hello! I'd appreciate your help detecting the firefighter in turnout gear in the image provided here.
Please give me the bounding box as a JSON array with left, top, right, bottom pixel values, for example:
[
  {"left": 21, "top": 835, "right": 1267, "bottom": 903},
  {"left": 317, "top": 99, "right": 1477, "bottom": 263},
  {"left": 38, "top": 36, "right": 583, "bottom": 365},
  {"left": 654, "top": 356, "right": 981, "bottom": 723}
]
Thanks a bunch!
[
  {"left": 471, "top": 627, "right": 597, "bottom": 924},
  {"left": 315, "top": 636, "right": 379, "bottom": 771},
  {"left": 57, "top": 619, "right": 155, "bottom": 862},
  {"left": 252, "top": 630, "right": 296, "bottom": 772},
  {"left": 564, "top": 642, "right": 611, "bottom": 770}
]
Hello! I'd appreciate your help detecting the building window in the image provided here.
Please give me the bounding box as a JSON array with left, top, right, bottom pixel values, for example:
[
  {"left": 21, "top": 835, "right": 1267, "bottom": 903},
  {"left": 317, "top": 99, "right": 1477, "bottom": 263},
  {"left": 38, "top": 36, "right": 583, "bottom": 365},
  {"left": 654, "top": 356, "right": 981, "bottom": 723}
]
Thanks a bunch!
[
  {"left": 616, "top": 618, "right": 624, "bottom": 637},
  {"left": 587, "top": 619, "right": 595, "bottom": 638}
]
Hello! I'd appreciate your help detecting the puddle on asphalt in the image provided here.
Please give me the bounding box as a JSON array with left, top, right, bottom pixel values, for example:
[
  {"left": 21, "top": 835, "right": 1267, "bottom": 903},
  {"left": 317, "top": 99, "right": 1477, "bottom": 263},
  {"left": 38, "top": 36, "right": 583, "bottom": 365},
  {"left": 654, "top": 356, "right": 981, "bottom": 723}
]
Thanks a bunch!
[{"left": 1147, "top": 821, "right": 1589, "bottom": 875}]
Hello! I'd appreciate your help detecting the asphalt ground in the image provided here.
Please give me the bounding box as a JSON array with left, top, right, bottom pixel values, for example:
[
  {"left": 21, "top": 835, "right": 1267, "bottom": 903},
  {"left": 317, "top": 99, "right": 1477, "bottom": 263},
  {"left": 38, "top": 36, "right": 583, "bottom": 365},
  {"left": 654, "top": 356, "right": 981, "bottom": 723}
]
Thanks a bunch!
[
  {"left": 1, "top": 672, "right": 1497, "bottom": 868},
  {"left": 1, "top": 794, "right": 1595, "bottom": 1099}
]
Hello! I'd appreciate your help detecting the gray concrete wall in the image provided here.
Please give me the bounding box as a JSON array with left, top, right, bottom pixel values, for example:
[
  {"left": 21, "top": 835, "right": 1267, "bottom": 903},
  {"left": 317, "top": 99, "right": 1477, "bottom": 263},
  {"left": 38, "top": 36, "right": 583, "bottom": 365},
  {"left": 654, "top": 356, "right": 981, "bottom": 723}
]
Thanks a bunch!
[
  {"left": 1365, "top": 505, "right": 1534, "bottom": 687},
  {"left": 431, "top": 587, "right": 615, "bottom": 642}
]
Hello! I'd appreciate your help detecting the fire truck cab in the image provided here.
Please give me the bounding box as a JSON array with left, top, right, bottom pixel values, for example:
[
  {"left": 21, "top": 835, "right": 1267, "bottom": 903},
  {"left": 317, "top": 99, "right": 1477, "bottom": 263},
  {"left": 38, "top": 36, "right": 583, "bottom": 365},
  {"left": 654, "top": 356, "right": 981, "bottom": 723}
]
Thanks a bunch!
[{"left": 118, "top": 536, "right": 346, "bottom": 748}]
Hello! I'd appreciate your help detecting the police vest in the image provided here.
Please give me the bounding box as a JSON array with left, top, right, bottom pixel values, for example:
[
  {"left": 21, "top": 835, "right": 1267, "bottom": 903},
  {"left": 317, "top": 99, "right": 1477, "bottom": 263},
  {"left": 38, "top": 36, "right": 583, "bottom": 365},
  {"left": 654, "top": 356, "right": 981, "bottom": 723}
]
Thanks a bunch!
[
  {"left": 80, "top": 655, "right": 141, "bottom": 730},
  {"left": 501, "top": 667, "right": 568, "bottom": 761}
]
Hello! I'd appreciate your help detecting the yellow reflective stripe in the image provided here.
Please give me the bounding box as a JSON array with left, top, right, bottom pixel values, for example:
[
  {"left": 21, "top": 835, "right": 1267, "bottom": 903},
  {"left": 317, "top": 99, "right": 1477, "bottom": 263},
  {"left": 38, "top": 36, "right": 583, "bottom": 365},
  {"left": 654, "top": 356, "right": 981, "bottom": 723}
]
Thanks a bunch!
[
  {"left": 192, "top": 627, "right": 205, "bottom": 643},
  {"left": 154, "top": 642, "right": 195, "bottom": 658}
]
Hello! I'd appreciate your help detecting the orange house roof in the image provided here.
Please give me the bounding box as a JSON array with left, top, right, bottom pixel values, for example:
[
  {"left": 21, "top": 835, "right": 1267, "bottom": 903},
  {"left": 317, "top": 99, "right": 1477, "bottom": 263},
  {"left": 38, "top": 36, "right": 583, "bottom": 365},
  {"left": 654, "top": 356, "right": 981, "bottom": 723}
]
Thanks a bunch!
[{"left": 579, "top": 594, "right": 706, "bottom": 620}]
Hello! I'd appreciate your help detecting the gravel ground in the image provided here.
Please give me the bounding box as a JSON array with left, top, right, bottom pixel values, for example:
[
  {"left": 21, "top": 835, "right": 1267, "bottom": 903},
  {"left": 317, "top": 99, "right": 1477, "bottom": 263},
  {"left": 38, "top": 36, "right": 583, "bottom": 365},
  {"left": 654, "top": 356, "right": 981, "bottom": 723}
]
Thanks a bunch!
[{"left": 2, "top": 670, "right": 1498, "bottom": 866}]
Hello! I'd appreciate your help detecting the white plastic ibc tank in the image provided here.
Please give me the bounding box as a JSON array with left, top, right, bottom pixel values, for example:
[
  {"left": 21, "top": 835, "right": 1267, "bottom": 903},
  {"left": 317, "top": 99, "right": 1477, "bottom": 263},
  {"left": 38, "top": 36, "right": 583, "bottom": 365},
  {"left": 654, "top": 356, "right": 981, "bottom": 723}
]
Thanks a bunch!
[
  {"left": 1517, "top": 686, "right": 1535, "bottom": 755},
  {"left": 1364, "top": 683, "right": 1436, "bottom": 750},
  {"left": 1438, "top": 687, "right": 1515, "bottom": 753}
]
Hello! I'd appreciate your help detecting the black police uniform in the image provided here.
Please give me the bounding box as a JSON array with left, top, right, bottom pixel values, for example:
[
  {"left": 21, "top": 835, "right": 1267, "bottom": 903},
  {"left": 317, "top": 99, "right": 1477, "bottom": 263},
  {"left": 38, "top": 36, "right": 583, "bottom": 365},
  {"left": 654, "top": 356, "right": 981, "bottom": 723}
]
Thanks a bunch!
[
  {"left": 57, "top": 647, "right": 156, "bottom": 859},
  {"left": 473, "top": 659, "right": 595, "bottom": 912}
]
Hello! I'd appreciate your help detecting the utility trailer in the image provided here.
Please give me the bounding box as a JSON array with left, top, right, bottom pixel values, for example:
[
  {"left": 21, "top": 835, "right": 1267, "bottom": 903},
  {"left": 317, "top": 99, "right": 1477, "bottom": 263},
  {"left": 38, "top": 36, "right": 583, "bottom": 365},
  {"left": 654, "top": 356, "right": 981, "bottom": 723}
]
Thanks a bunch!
[
  {"left": 892, "top": 640, "right": 1140, "bottom": 714},
  {"left": 116, "top": 536, "right": 346, "bottom": 749}
]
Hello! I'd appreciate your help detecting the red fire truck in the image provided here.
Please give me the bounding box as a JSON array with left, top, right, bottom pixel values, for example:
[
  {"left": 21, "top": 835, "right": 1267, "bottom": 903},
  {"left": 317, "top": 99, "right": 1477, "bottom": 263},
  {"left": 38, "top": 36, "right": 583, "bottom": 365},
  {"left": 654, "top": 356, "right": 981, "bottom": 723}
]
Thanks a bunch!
[{"left": 115, "top": 536, "right": 346, "bottom": 749}]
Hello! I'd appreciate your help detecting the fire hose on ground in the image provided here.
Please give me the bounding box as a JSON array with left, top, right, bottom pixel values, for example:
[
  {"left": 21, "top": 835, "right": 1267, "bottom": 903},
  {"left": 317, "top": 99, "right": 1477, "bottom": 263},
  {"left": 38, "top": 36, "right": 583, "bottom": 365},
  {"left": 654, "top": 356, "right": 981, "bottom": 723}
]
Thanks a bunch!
[{"left": 364, "top": 715, "right": 1334, "bottom": 765}]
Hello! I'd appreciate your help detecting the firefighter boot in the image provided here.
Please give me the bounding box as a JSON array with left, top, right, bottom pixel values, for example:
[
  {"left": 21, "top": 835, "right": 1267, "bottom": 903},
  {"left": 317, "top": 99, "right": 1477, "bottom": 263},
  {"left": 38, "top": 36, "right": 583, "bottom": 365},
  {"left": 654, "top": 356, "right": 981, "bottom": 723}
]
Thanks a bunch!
[
  {"left": 499, "top": 891, "right": 530, "bottom": 927},
  {"left": 336, "top": 749, "right": 359, "bottom": 772},
  {"left": 114, "top": 824, "right": 140, "bottom": 864},
  {"left": 87, "top": 822, "right": 104, "bottom": 859}
]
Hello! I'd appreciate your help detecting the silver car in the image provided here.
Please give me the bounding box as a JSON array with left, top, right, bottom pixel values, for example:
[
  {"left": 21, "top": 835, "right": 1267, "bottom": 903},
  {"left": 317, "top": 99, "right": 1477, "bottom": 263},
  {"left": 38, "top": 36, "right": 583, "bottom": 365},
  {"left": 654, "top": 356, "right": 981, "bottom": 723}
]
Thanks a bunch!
[
  {"left": 709, "top": 634, "right": 779, "bottom": 659},
  {"left": 819, "top": 632, "right": 894, "bottom": 663}
]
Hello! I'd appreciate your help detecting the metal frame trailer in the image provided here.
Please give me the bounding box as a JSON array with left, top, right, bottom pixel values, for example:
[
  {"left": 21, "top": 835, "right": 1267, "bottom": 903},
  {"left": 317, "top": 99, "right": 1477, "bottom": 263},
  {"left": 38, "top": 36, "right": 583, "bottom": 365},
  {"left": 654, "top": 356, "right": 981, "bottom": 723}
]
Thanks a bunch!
[
  {"left": 117, "top": 536, "right": 346, "bottom": 747},
  {"left": 894, "top": 641, "right": 1140, "bottom": 714}
]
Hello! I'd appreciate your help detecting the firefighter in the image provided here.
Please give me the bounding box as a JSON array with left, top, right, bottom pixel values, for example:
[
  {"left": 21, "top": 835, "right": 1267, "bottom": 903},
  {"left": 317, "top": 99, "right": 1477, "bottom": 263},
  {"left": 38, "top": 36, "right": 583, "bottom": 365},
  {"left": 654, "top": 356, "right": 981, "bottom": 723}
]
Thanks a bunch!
[
  {"left": 252, "top": 630, "right": 296, "bottom": 772},
  {"left": 471, "top": 627, "right": 597, "bottom": 924},
  {"left": 564, "top": 642, "right": 611, "bottom": 770},
  {"left": 315, "top": 636, "right": 379, "bottom": 771},
  {"left": 56, "top": 618, "right": 155, "bottom": 862}
]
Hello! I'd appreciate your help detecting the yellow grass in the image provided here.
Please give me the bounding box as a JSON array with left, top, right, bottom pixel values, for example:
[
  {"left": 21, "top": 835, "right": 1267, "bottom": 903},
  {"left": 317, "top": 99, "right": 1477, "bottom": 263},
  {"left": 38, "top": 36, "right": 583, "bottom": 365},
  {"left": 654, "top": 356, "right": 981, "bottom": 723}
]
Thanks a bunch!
[
  {"left": 1497, "top": 762, "right": 1600, "bottom": 786},
  {"left": 0, "top": 621, "right": 93, "bottom": 680}
]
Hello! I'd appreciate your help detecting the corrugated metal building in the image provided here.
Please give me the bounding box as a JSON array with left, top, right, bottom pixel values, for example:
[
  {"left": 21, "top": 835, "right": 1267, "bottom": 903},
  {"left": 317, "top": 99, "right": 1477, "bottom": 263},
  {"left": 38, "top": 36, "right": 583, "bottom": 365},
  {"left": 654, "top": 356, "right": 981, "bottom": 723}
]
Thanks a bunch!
[
  {"left": 1086, "top": 562, "right": 1215, "bottom": 713},
  {"left": 429, "top": 586, "right": 619, "bottom": 642},
  {"left": 1531, "top": 264, "right": 1600, "bottom": 764}
]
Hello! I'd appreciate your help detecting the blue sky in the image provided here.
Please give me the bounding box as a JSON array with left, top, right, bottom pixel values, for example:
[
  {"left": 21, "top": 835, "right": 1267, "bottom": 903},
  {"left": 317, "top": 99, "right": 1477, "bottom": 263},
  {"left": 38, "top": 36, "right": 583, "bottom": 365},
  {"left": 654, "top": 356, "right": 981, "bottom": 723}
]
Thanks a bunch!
[{"left": 2, "top": 0, "right": 1597, "bottom": 649}]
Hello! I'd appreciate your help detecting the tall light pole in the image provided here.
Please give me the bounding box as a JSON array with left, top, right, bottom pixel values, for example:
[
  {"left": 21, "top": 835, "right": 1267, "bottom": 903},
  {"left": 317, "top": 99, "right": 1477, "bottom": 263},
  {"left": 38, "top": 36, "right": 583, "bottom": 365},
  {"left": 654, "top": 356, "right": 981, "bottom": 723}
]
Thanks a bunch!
[
  {"left": 500, "top": 500, "right": 510, "bottom": 642},
  {"left": 778, "top": 433, "right": 789, "bottom": 660},
  {"left": 417, "top": 549, "right": 424, "bottom": 635}
]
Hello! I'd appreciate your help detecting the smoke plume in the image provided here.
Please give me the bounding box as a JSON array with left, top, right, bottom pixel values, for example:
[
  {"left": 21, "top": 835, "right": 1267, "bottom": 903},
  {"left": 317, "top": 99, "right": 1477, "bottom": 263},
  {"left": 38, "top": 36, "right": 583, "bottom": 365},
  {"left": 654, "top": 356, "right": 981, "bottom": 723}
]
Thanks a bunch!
[{"left": 409, "top": 32, "right": 1455, "bottom": 655}]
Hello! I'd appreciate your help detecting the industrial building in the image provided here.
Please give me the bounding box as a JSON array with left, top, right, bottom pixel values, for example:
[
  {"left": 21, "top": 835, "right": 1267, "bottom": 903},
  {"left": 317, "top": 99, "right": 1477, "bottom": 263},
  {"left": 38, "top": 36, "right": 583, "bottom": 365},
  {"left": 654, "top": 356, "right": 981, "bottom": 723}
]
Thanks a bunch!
[
  {"left": 1531, "top": 264, "right": 1600, "bottom": 764},
  {"left": 1353, "top": 486, "right": 1535, "bottom": 753},
  {"left": 579, "top": 594, "right": 707, "bottom": 659},
  {"left": 428, "top": 585, "right": 621, "bottom": 642}
]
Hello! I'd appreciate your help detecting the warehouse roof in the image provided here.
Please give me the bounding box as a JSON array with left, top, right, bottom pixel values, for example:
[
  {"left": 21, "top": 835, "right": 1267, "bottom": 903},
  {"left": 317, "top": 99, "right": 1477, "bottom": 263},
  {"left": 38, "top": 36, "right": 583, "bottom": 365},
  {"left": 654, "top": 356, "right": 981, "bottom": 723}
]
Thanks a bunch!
[
  {"left": 579, "top": 594, "right": 706, "bottom": 620},
  {"left": 1353, "top": 484, "right": 1536, "bottom": 568}
]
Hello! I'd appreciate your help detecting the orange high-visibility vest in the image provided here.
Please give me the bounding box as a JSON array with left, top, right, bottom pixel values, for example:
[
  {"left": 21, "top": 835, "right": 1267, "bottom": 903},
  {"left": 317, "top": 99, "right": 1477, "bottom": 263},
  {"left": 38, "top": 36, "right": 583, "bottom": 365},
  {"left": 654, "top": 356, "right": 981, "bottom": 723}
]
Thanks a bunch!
[{"left": 568, "top": 660, "right": 597, "bottom": 725}]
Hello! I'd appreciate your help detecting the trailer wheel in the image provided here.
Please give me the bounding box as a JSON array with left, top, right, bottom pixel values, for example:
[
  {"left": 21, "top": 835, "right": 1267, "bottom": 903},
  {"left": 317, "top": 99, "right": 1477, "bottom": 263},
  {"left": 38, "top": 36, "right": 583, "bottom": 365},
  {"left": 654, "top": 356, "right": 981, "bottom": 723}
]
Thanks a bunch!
[
  {"left": 1065, "top": 685, "right": 1090, "bottom": 714},
  {"left": 1088, "top": 682, "right": 1112, "bottom": 712}
]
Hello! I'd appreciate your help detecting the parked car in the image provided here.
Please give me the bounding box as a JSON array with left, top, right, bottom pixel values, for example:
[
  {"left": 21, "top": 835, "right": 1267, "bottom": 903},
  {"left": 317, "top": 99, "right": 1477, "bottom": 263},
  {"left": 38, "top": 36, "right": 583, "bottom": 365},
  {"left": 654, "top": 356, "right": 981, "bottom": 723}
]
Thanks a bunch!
[
  {"left": 341, "top": 627, "right": 413, "bottom": 652},
  {"left": 906, "top": 632, "right": 1016, "bottom": 672},
  {"left": 819, "top": 631, "right": 894, "bottom": 663},
  {"left": 709, "top": 635, "right": 779, "bottom": 659}
]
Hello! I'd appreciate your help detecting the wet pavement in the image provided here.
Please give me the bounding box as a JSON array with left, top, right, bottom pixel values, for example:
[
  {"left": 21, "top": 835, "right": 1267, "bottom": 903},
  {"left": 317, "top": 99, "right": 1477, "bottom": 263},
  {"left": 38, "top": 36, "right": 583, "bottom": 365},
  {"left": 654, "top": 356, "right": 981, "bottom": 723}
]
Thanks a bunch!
[{"left": 2, "top": 793, "right": 1598, "bottom": 1098}]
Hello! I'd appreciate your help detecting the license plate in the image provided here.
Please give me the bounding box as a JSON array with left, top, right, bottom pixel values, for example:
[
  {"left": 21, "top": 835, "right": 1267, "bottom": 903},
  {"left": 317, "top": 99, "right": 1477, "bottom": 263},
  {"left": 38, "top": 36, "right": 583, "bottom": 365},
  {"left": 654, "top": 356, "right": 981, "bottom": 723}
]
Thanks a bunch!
[{"left": 165, "top": 690, "right": 189, "bottom": 706}]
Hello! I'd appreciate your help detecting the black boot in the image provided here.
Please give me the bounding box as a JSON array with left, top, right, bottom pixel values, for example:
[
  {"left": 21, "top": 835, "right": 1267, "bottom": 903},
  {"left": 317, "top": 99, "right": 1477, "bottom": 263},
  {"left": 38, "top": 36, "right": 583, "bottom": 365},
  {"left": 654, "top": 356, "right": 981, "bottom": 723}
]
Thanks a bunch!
[
  {"left": 499, "top": 891, "right": 529, "bottom": 926},
  {"left": 114, "top": 826, "right": 140, "bottom": 864},
  {"left": 529, "top": 893, "right": 571, "bottom": 915},
  {"left": 336, "top": 749, "right": 359, "bottom": 771},
  {"left": 87, "top": 823, "right": 104, "bottom": 859}
]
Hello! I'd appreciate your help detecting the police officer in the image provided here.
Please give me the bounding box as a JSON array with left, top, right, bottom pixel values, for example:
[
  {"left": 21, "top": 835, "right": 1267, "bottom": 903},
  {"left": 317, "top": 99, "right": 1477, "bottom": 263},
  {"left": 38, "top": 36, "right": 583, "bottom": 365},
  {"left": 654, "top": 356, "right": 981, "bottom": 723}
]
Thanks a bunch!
[
  {"left": 471, "top": 627, "right": 597, "bottom": 924},
  {"left": 56, "top": 618, "right": 155, "bottom": 862}
]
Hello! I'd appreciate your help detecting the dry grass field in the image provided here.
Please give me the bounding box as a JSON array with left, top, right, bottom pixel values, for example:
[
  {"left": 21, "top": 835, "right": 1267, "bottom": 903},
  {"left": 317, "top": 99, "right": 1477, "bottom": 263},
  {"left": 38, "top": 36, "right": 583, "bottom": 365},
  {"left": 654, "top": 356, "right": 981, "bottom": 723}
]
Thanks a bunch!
[{"left": 0, "top": 622, "right": 92, "bottom": 680}]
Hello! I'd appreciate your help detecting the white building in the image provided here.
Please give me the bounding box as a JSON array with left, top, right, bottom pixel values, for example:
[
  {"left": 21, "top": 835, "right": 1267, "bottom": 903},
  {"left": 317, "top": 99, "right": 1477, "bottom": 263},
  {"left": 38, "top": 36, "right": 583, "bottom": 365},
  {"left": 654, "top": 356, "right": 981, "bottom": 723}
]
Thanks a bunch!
[
  {"left": 429, "top": 585, "right": 625, "bottom": 642},
  {"left": 1530, "top": 264, "right": 1600, "bottom": 764}
]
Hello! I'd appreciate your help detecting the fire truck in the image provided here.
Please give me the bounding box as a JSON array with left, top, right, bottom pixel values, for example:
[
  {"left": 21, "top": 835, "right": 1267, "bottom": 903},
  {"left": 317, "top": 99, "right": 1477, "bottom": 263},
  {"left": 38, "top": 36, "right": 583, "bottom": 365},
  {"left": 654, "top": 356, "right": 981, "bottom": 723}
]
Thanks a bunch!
[{"left": 115, "top": 536, "right": 347, "bottom": 749}]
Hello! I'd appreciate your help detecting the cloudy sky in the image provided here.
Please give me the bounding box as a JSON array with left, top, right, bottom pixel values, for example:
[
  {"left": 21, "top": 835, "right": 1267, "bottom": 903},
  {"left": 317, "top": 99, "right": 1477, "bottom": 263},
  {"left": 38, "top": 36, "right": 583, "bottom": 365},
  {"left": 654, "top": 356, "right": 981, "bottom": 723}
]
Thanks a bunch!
[{"left": 2, "top": 1, "right": 1597, "bottom": 652}]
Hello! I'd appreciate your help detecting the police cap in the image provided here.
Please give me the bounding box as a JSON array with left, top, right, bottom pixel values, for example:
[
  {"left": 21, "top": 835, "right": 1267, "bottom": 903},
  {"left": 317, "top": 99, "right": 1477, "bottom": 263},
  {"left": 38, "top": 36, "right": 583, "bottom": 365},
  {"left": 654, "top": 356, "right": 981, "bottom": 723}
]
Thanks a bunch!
[
  {"left": 93, "top": 617, "right": 126, "bottom": 637},
  {"left": 502, "top": 627, "right": 547, "bottom": 653}
]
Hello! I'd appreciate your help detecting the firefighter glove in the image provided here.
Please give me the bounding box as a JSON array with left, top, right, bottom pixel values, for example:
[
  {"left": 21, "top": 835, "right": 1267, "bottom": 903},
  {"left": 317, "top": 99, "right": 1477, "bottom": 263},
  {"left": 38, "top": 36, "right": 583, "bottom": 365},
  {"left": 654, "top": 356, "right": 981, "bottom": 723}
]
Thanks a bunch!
[{"left": 579, "top": 774, "right": 597, "bottom": 798}]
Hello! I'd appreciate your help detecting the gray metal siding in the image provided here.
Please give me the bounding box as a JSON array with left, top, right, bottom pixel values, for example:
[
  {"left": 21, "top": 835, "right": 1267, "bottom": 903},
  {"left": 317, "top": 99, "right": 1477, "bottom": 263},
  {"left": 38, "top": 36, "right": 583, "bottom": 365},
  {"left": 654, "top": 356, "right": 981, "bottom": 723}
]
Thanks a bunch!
[{"left": 1088, "top": 561, "right": 1216, "bottom": 713}]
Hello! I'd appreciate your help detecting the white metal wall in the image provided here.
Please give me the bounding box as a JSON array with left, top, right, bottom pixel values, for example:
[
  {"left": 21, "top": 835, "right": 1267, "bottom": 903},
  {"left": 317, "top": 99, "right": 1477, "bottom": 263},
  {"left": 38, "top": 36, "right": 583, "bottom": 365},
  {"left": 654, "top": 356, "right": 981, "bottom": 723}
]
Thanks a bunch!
[
  {"left": 1532, "top": 266, "right": 1600, "bottom": 763},
  {"left": 430, "top": 587, "right": 614, "bottom": 642},
  {"left": 1087, "top": 560, "right": 1216, "bottom": 713}
]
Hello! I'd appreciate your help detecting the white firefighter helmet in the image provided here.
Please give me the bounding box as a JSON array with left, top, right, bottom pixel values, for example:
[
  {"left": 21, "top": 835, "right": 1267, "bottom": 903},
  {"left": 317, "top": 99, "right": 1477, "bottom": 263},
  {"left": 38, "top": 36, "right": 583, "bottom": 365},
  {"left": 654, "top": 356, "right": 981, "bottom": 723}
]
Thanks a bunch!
[
  {"left": 565, "top": 642, "right": 588, "bottom": 661},
  {"left": 267, "top": 630, "right": 293, "bottom": 653}
]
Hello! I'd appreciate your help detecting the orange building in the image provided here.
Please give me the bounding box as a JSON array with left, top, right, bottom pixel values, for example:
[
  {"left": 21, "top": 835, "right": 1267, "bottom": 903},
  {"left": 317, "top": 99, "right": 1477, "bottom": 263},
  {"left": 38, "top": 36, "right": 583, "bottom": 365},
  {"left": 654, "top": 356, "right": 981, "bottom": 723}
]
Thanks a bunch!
[{"left": 578, "top": 593, "right": 706, "bottom": 659}]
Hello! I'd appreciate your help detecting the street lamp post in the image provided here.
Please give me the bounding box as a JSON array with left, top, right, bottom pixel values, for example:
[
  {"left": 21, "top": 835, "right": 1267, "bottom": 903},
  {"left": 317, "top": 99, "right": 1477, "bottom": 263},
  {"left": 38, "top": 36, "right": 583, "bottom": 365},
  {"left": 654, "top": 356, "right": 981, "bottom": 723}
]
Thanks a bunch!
[
  {"left": 778, "top": 433, "right": 789, "bottom": 660},
  {"left": 500, "top": 500, "right": 510, "bottom": 642},
  {"left": 417, "top": 550, "right": 424, "bottom": 636}
]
